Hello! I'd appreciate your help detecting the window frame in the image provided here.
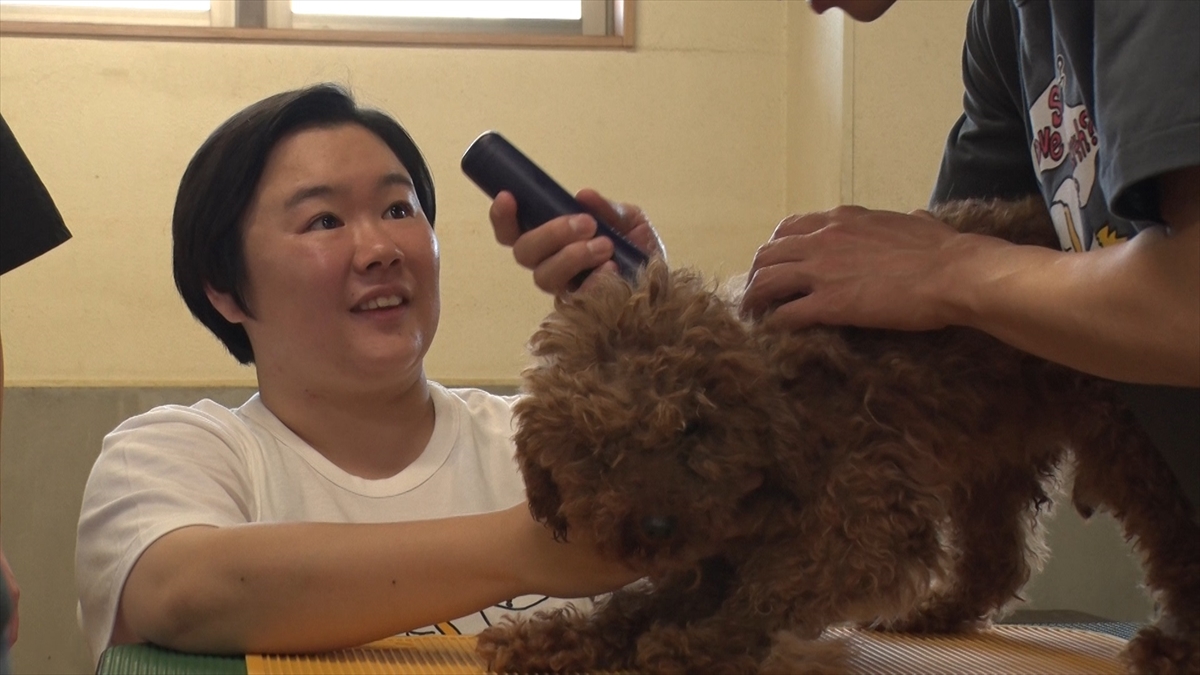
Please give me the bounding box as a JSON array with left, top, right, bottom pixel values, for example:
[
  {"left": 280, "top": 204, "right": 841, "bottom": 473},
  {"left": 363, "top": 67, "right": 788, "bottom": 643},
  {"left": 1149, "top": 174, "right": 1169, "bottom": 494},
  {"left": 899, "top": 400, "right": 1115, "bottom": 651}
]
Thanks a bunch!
[{"left": 0, "top": 0, "right": 635, "bottom": 48}]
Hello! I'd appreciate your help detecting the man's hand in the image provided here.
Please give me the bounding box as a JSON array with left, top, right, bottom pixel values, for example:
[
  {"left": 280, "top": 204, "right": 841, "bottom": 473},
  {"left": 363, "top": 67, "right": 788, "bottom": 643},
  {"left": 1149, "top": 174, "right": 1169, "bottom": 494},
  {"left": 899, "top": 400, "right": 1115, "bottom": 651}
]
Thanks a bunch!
[
  {"left": 741, "top": 206, "right": 990, "bottom": 331},
  {"left": 741, "top": 193, "right": 1199, "bottom": 386},
  {"left": 490, "top": 189, "right": 663, "bottom": 297}
]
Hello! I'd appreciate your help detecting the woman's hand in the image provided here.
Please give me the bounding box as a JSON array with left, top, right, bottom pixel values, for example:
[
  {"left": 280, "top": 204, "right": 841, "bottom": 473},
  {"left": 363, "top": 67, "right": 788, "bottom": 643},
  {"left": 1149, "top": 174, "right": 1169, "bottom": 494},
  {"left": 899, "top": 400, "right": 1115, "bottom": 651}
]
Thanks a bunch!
[
  {"left": 501, "top": 503, "right": 642, "bottom": 599},
  {"left": 490, "top": 189, "right": 664, "bottom": 297}
]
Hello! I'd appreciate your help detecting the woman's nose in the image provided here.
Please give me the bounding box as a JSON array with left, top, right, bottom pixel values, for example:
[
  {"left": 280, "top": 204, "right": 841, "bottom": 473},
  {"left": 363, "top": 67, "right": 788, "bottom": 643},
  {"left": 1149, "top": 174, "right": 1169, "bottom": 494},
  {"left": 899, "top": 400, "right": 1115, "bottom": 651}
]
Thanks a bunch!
[{"left": 354, "top": 221, "right": 403, "bottom": 271}]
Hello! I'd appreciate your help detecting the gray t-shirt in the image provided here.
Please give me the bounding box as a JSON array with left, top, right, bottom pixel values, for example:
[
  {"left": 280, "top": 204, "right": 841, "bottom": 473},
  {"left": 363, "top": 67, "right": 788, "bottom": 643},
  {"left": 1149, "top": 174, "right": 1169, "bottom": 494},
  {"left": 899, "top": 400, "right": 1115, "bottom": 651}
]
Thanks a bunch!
[{"left": 931, "top": 0, "right": 1200, "bottom": 513}]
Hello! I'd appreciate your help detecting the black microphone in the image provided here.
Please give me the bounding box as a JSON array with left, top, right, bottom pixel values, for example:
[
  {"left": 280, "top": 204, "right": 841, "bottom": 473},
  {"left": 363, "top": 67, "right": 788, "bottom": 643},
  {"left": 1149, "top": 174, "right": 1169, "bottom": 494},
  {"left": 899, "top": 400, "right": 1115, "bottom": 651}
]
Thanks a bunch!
[{"left": 461, "top": 131, "right": 648, "bottom": 282}]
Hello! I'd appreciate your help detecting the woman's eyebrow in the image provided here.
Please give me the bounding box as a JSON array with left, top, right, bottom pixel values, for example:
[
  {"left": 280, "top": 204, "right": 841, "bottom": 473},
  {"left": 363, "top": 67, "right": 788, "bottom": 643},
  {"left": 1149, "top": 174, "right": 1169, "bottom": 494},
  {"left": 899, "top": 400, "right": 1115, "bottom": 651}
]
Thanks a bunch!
[
  {"left": 284, "top": 184, "right": 336, "bottom": 210},
  {"left": 378, "top": 172, "right": 414, "bottom": 191},
  {"left": 283, "top": 173, "right": 414, "bottom": 210}
]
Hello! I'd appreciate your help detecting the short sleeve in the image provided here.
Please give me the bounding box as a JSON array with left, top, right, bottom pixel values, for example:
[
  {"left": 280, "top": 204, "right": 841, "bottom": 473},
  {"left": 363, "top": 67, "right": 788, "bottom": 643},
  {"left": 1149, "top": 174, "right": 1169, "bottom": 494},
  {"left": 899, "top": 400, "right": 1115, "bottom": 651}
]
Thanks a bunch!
[
  {"left": 1092, "top": 0, "right": 1200, "bottom": 222},
  {"left": 0, "top": 113, "right": 71, "bottom": 274},
  {"left": 75, "top": 403, "right": 257, "bottom": 662},
  {"left": 931, "top": 0, "right": 1041, "bottom": 206}
]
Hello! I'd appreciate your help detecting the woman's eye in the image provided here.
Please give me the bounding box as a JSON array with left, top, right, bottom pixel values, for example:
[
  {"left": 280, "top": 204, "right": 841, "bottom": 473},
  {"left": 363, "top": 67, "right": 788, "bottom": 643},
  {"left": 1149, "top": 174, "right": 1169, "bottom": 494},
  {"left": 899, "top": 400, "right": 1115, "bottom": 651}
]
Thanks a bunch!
[
  {"left": 308, "top": 214, "right": 342, "bottom": 231},
  {"left": 386, "top": 202, "right": 413, "bottom": 219}
]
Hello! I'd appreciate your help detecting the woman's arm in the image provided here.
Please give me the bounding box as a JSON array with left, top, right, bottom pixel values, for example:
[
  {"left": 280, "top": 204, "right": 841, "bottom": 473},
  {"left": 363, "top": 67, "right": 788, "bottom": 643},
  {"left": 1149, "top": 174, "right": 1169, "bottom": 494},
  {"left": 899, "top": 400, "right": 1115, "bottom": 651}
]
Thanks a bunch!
[{"left": 118, "top": 504, "right": 635, "bottom": 655}]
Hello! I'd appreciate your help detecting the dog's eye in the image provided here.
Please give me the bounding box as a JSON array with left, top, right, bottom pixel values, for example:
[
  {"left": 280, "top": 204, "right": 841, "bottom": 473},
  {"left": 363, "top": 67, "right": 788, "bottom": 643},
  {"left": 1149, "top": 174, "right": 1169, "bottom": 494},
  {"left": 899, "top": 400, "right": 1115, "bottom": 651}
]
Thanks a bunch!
[
  {"left": 681, "top": 420, "right": 705, "bottom": 438},
  {"left": 640, "top": 515, "right": 676, "bottom": 540}
]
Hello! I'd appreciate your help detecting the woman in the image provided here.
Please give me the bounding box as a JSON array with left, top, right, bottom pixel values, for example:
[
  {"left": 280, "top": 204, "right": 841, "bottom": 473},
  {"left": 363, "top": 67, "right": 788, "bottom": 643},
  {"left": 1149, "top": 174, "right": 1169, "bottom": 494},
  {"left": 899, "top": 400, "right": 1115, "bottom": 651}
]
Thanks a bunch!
[{"left": 76, "top": 83, "right": 660, "bottom": 662}]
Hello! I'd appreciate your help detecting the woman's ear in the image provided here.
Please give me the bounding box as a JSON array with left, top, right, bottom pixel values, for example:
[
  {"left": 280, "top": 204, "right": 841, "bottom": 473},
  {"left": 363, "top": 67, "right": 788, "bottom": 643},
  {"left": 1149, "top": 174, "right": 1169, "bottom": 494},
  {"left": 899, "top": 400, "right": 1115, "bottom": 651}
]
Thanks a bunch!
[{"left": 205, "top": 285, "right": 249, "bottom": 324}]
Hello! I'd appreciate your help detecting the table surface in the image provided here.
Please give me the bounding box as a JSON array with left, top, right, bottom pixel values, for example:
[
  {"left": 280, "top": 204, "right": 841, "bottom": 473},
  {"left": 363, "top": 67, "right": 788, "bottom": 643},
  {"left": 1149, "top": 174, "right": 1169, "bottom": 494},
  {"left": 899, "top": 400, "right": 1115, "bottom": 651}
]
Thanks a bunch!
[
  {"left": 97, "top": 643, "right": 246, "bottom": 675},
  {"left": 96, "top": 618, "right": 1142, "bottom": 675}
]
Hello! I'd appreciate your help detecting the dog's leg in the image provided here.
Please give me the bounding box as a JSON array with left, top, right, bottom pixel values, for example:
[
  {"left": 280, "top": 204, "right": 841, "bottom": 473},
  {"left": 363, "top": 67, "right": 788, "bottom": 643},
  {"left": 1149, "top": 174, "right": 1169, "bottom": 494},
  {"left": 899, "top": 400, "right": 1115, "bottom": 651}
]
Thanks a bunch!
[
  {"left": 632, "top": 605, "right": 846, "bottom": 675},
  {"left": 638, "top": 445, "right": 959, "bottom": 675},
  {"left": 880, "top": 465, "right": 1053, "bottom": 634},
  {"left": 1070, "top": 407, "right": 1200, "bottom": 675},
  {"left": 477, "top": 572, "right": 736, "bottom": 675},
  {"left": 759, "top": 630, "right": 850, "bottom": 675},
  {"left": 633, "top": 618, "right": 769, "bottom": 675}
]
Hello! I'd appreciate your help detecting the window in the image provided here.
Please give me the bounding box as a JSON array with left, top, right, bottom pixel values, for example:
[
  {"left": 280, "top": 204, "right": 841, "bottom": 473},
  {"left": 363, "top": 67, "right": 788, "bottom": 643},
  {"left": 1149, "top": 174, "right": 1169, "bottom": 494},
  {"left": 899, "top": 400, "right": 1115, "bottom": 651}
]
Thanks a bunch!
[
  {"left": 0, "top": 0, "right": 633, "bottom": 47},
  {"left": 0, "top": 0, "right": 232, "bottom": 27}
]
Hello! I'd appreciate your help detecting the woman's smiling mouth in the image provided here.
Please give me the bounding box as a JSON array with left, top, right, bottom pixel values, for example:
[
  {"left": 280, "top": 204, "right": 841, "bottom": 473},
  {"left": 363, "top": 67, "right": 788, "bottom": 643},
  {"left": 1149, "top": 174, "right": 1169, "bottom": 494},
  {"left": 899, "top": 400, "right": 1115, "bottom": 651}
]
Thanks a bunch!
[{"left": 354, "top": 295, "right": 403, "bottom": 311}]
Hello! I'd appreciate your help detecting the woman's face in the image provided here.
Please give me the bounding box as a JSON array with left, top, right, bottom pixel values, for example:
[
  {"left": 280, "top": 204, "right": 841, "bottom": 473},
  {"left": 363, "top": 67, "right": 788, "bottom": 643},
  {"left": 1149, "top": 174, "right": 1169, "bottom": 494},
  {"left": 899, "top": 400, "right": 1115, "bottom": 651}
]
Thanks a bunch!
[{"left": 210, "top": 123, "right": 440, "bottom": 394}]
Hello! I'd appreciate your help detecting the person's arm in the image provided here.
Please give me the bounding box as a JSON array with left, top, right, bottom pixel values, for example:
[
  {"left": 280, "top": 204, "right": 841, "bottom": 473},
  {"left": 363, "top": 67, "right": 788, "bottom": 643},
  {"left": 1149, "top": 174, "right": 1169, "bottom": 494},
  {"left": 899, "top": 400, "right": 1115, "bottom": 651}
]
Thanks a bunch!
[
  {"left": 0, "top": 553, "right": 14, "bottom": 648},
  {"left": 0, "top": 113, "right": 73, "bottom": 650},
  {"left": 0, "top": 334, "right": 17, "bottom": 649},
  {"left": 741, "top": 166, "right": 1200, "bottom": 386},
  {"left": 118, "top": 504, "right": 636, "bottom": 655},
  {"left": 489, "top": 188, "right": 664, "bottom": 296},
  {"left": 947, "top": 166, "right": 1198, "bottom": 384}
]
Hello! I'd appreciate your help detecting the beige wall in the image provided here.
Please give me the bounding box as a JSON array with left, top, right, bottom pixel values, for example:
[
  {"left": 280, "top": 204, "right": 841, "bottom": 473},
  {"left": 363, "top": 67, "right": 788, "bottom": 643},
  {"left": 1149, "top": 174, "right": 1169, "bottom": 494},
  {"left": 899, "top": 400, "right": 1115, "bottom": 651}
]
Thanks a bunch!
[
  {"left": 2, "top": 0, "right": 793, "bottom": 388},
  {"left": 1, "top": 2, "right": 1152, "bottom": 674},
  {"left": 1, "top": 0, "right": 974, "bottom": 389}
]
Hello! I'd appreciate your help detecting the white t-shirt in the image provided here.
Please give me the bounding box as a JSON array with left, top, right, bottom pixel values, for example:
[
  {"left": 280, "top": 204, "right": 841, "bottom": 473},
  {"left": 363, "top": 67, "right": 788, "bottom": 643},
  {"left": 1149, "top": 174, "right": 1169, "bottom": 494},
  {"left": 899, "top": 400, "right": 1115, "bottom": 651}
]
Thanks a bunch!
[{"left": 75, "top": 382, "right": 580, "bottom": 662}]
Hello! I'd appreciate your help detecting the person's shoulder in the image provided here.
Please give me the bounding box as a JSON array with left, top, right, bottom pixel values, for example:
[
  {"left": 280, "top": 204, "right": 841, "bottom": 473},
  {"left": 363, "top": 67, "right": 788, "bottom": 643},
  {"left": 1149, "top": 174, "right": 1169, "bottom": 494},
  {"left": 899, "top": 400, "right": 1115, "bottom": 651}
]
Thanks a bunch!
[
  {"left": 104, "top": 395, "right": 260, "bottom": 449},
  {"left": 433, "top": 382, "right": 521, "bottom": 416},
  {"left": 429, "top": 382, "right": 522, "bottom": 447},
  {"left": 965, "top": 0, "right": 1018, "bottom": 50}
]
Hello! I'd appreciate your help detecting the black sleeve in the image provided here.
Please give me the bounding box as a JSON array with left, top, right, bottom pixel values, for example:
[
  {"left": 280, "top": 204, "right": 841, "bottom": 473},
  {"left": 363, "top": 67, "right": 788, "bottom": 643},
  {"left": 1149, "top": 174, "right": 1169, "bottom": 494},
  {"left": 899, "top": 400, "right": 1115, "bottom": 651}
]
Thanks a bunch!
[
  {"left": 931, "top": 0, "right": 1041, "bottom": 207},
  {"left": 1, "top": 113, "right": 72, "bottom": 275}
]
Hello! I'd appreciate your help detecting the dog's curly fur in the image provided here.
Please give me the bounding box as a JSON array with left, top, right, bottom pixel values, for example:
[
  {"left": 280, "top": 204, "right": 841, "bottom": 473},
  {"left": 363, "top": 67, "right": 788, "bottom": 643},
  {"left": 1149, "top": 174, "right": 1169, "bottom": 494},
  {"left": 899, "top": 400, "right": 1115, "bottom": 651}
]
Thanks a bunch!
[{"left": 477, "top": 198, "right": 1200, "bottom": 675}]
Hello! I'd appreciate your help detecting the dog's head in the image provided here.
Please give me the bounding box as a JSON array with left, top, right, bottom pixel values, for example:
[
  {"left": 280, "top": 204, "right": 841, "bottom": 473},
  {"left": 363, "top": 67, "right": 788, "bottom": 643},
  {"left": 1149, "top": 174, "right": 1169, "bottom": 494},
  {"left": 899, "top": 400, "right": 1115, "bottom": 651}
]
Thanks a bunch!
[{"left": 513, "top": 259, "right": 798, "bottom": 571}]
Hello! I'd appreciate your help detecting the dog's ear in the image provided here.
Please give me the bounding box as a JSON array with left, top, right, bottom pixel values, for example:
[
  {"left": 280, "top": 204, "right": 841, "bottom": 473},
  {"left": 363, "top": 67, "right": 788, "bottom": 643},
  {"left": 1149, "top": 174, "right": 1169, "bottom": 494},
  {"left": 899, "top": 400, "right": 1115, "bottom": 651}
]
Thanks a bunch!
[
  {"left": 519, "top": 455, "right": 570, "bottom": 541},
  {"left": 527, "top": 272, "right": 632, "bottom": 369}
]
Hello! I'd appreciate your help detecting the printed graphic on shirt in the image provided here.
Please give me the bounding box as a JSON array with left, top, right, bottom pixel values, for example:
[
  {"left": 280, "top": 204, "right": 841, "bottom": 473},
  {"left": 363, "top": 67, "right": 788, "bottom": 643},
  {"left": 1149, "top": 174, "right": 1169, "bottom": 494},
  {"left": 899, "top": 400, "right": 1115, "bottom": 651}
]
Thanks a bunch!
[
  {"left": 1027, "top": 55, "right": 1128, "bottom": 252},
  {"left": 405, "top": 594, "right": 568, "bottom": 636}
]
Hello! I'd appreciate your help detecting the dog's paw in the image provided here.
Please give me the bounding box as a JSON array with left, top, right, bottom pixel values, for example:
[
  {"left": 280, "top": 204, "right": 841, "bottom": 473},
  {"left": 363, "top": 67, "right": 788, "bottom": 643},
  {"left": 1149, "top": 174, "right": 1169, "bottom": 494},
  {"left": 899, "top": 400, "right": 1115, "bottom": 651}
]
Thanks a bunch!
[
  {"left": 864, "top": 605, "right": 989, "bottom": 635},
  {"left": 759, "top": 631, "right": 848, "bottom": 675},
  {"left": 634, "top": 626, "right": 760, "bottom": 675},
  {"left": 476, "top": 615, "right": 608, "bottom": 674},
  {"left": 1123, "top": 625, "right": 1200, "bottom": 675},
  {"left": 475, "top": 622, "right": 528, "bottom": 673}
]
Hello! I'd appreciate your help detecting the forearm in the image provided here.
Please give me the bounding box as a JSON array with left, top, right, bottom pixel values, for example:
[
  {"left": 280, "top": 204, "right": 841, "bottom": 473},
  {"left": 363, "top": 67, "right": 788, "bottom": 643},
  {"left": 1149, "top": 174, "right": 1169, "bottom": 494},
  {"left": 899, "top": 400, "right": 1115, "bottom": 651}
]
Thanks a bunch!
[
  {"left": 1, "top": 333, "right": 4, "bottom": 525},
  {"left": 122, "top": 512, "right": 529, "bottom": 654},
  {"left": 940, "top": 222, "right": 1200, "bottom": 385}
]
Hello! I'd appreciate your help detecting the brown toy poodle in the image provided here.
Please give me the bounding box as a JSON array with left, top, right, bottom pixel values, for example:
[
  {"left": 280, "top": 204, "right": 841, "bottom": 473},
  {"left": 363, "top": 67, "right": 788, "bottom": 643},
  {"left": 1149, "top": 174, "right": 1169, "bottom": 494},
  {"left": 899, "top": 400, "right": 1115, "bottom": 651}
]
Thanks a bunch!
[{"left": 476, "top": 197, "right": 1199, "bottom": 675}]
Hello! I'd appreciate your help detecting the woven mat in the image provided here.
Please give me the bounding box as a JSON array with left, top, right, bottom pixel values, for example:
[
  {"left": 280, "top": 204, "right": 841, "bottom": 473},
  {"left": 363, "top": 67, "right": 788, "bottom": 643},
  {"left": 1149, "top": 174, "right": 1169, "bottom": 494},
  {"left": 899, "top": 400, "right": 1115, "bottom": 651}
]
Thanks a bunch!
[
  {"left": 248, "top": 636, "right": 483, "bottom": 675},
  {"left": 826, "top": 625, "right": 1125, "bottom": 675},
  {"left": 246, "top": 626, "right": 1125, "bottom": 675}
]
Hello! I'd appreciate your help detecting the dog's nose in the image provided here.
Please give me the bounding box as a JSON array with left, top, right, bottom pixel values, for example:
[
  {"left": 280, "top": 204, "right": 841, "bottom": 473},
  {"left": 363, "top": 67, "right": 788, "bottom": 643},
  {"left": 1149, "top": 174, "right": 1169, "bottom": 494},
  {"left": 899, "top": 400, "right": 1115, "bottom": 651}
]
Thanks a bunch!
[{"left": 640, "top": 515, "right": 676, "bottom": 540}]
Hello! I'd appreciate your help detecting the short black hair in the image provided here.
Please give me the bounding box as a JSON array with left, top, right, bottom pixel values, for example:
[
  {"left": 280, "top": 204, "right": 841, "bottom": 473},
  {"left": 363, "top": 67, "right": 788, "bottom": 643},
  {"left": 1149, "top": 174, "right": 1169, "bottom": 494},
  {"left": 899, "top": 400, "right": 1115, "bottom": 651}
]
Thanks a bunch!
[{"left": 172, "top": 83, "right": 435, "bottom": 365}]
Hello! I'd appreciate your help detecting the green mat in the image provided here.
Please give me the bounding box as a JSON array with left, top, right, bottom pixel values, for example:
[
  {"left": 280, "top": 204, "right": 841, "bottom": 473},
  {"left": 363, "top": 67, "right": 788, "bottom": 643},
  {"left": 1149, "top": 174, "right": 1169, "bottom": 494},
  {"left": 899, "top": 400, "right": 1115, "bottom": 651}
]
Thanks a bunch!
[{"left": 96, "top": 643, "right": 245, "bottom": 675}]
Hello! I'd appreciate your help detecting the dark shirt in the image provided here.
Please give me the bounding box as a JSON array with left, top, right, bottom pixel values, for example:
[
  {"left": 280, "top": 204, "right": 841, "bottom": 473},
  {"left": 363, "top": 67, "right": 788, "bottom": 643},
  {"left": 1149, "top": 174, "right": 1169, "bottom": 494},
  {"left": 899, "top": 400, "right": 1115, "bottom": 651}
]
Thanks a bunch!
[{"left": 932, "top": 0, "right": 1200, "bottom": 515}]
